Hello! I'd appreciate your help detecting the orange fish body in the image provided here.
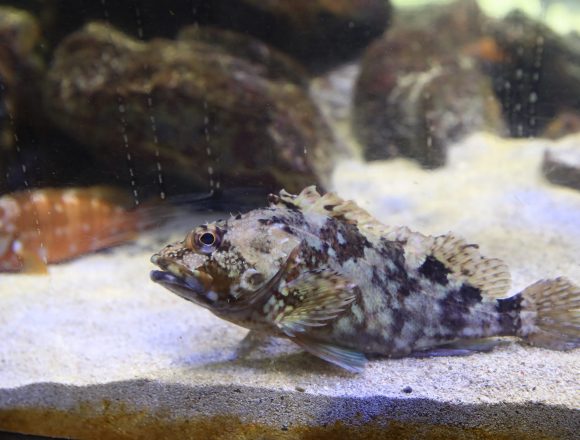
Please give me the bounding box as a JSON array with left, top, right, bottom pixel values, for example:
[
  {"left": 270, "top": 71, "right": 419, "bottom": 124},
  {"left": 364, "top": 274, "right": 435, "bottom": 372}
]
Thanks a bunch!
[{"left": 0, "top": 187, "right": 141, "bottom": 273}]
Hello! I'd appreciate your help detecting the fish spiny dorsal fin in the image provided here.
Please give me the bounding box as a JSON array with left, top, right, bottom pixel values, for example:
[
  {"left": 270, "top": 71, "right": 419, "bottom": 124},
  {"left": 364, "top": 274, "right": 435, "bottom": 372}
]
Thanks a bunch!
[
  {"left": 271, "top": 186, "right": 321, "bottom": 210},
  {"left": 429, "top": 233, "right": 512, "bottom": 299},
  {"left": 275, "top": 187, "right": 394, "bottom": 236}
]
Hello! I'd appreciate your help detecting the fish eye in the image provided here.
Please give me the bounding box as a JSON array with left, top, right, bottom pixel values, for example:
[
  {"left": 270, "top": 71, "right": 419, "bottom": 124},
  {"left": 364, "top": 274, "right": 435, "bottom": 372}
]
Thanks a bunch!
[
  {"left": 185, "top": 226, "right": 222, "bottom": 254},
  {"left": 199, "top": 232, "right": 216, "bottom": 246}
]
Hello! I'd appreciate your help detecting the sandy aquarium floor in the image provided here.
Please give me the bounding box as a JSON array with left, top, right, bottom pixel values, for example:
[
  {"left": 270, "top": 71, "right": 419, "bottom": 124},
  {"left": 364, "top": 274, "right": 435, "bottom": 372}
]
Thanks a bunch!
[{"left": 0, "top": 133, "right": 579, "bottom": 438}]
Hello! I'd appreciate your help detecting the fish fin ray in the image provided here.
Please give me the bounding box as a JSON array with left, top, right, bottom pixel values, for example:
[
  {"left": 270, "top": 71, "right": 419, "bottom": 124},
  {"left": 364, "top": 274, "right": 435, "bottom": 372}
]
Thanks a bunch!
[
  {"left": 274, "top": 269, "right": 357, "bottom": 336},
  {"left": 429, "top": 233, "right": 511, "bottom": 299},
  {"left": 219, "top": 245, "right": 303, "bottom": 313},
  {"left": 410, "top": 339, "right": 506, "bottom": 358},
  {"left": 518, "top": 277, "right": 580, "bottom": 350},
  {"left": 272, "top": 186, "right": 391, "bottom": 234},
  {"left": 293, "top": 335, "right": 367, "bottom": 373}
]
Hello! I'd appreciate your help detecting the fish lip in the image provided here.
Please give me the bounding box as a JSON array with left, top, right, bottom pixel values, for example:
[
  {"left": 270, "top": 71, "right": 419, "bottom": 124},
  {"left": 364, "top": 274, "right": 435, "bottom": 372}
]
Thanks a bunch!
[
  {"left": 149, "top": 254, "right": 209, "bottom": 296},
  {"left": 149, "top": 269, "right": 204, "bottom": 293}
]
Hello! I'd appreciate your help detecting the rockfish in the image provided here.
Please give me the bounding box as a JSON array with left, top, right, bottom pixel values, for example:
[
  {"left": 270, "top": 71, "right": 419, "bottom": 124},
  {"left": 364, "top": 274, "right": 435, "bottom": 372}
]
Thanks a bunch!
[{"left": 150, "top": 186, "right": 580, "bottom": 372}]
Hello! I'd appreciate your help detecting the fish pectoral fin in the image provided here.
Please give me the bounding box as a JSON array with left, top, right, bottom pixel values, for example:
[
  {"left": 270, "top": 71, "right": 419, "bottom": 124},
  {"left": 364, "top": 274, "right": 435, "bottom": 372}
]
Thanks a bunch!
[
  {"left": 293, "top": 334, "right": 367, "bottom": 373},
  {"left": 274, "top": 269, "right": 357, "bottom": 336},
  {"left": 220, "top": 245, "right": 303, "bottom": 313}
]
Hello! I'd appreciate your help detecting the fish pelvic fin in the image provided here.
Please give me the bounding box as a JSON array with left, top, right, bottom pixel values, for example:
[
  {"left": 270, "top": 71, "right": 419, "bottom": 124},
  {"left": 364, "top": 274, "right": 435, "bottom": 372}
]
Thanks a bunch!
[
  {"left": 516, "top": 277, "right": 580, "bottom": 350},
  {"left": 293, "top": 334, "right": 367, "bottom": 373}
]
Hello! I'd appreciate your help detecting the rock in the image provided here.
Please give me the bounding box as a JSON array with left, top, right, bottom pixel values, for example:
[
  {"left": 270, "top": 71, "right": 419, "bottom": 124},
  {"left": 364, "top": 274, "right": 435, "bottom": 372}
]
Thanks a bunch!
[
  {"left": 8, "top": 1, "right": 390, "bottom": 72},
  {"left": 177, "top": 25, "right": 308, "bottom": 87},
  {"left": 542, "top": 111, "right": 580, "bottom": 139},
  {"left": 0, "top": 6, "right": 45, "bottom": 191},
  {"left": 484, "top": 11, "right": 580, "bottom": 137},
  {"left": 205, "top": 0, "right": 392, "bottom": 72},
  {"left": 543, "top": 144, "right": 580, "bottom": 191},
  {"left": 0, "top": 7, "right": 43, "bottom": 130},
  {"left": 353, "top": 0, "right": 505, "bottom": 167},
  {"left": 44, "top": 22, "right": 335, "bottom": 198},
  {"left": 0, "top": 0, "right": 207, "bottom": 48}
]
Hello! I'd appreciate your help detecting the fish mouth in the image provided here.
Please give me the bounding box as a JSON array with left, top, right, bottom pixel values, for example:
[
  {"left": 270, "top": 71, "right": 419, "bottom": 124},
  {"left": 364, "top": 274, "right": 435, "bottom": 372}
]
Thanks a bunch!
[{"left": 150, "top": 254, "right": 213, "bottom": 304}]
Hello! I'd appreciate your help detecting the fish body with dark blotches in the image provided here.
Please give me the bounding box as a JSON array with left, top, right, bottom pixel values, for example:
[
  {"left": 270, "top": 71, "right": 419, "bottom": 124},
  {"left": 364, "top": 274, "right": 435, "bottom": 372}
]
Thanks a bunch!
[{"left": 150, "top": 186, "right": 580, "bottom": 372}]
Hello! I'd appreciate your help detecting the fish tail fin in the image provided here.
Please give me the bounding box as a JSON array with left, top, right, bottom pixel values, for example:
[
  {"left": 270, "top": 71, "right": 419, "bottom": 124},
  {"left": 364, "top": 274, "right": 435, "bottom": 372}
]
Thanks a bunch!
[{"left": 517, "top": 277, "right": 580, "bottom": 350}]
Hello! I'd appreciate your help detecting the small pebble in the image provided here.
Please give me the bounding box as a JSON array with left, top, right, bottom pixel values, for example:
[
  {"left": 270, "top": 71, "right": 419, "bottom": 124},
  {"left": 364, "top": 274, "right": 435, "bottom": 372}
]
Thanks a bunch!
[
  {"left": 402, "top": 386, "right": 413, "bottom": 394},
  {"left": 295, "top": 385, "right": 306, "bottom": 392}
]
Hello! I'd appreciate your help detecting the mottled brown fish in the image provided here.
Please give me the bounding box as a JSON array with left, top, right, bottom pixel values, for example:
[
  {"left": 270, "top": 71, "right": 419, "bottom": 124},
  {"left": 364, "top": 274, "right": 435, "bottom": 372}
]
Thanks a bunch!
[
  {"left": 150, "top": 186, "right": 580, "bottom": 372},
  {"left": 0, "top": 187, "right": 143, "bottom": 273}
]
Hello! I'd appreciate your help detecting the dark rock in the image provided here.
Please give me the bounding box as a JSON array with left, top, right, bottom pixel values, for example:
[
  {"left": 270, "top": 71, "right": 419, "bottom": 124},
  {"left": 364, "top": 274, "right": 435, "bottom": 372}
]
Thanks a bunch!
[
  {"left": 542, "top": 145, "right": 580, "bottom": 191},
  {"left": 177, "top": 26, "right": 307, "bottom": 87},
  {"left": 353, "top": 0, "right": 505, "bottom": 168},
  {"left": 0, "top": 1, "right": 208, "bottom": 50},
  {"left": 402, "top": 386, "right": 413, "bottom": 394},
  {"left": 542, "top": 111, "right": 580, "bottom": 139},
  {"left": 0, "top": 7, "right": 42, "bottom": 144},
  {"left": 484, "top": 11, "right": 580, "bottom": 137},
  {"left": 205, "top": 0, "right": 392, "bottom": 72},
  {"left": 44, "top": 23, "right": 335, "bottom": 199},
  {"left": 0, "top": 7, "right": 45, "bottom": 190},
  {"left": 9, "top": 1, "right": 390, "bottom": 73}
]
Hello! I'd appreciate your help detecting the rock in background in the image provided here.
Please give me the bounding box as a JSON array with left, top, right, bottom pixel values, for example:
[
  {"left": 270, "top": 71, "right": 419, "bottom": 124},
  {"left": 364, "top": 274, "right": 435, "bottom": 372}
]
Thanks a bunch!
[
  {"left": 0, "top": 7, "right": 42, "bottom": 183},
  {"left": 543, "top": 140, "right": 580, "bottom": 191},
  {"left": 353, "top": 0, "right": 506, "bottom": 167},
  {"left": 0, "top": 6, "right": 100, "bottom": 194},
  {"left": 205, "top": 0, "right": 392, "bottom": 72},
  {"left": 353, "top": 0, "right": 580, "bottom": 168},
  {"left": 1, "top": 0, "right": 391, "bottom": 73},
  {"left": 1, "top": 1, "right": 393, "bottom": 200},
  {"left": 484, "top": 10, "right": 580, "bottom": 138},
  {"left": 44, "top": 22, "right": 336, "bottom": 198}
]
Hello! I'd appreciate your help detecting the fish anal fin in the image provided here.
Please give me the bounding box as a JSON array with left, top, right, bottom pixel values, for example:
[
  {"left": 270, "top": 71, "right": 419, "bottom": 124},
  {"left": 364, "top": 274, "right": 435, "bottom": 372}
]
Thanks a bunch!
[
  {"left": 293, "top": 334, "right": 367, "bottom": 373},
  {"left": 411, "top": 339, "right": 506, "bottom": 358},
  {"left": 430, "top": 233, "right": 511, "bottom": 299},
  {"left": 274, "top": 269, "right": 357, "bottom": 336}
]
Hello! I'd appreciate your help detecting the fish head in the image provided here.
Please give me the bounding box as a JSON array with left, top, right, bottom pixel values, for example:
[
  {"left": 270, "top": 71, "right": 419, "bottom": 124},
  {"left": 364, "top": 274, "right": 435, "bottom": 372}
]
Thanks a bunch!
[{"left": 150, "top": 210, "right": 301, "bottom": 314}]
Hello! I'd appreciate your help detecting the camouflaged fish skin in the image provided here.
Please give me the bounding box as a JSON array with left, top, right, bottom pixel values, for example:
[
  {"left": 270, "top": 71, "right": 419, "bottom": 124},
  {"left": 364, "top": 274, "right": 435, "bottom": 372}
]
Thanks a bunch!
[{"left": 150, "top": 186, "right": 580, "bottom": 372}]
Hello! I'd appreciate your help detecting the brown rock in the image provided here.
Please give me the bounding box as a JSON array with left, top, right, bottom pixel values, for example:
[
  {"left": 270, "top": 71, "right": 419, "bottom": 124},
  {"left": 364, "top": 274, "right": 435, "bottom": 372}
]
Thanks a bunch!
[
  {"left": 353, "top": 0, "right": 505, "bottom": 167},
  {"left": 44, "top": 23, "right": 335, "bottom": 198},
  {"left": 0, "top": 7, "right": 45, "bottom": 190},
  {"left": 542, "top": 111, "right": 580, "bottom": 140},
  {"left": 484, "top": 11, "right": 580, "bottom": 137},
  {"left": 206, "top": 0, "right": 392, "bottom": 71}
]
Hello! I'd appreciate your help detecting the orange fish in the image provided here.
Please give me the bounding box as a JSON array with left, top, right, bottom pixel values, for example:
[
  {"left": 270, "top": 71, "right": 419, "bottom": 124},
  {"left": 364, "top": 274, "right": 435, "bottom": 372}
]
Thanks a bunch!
[{"left": 0, "top": 187, "right": 145, "bottom": 273}]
